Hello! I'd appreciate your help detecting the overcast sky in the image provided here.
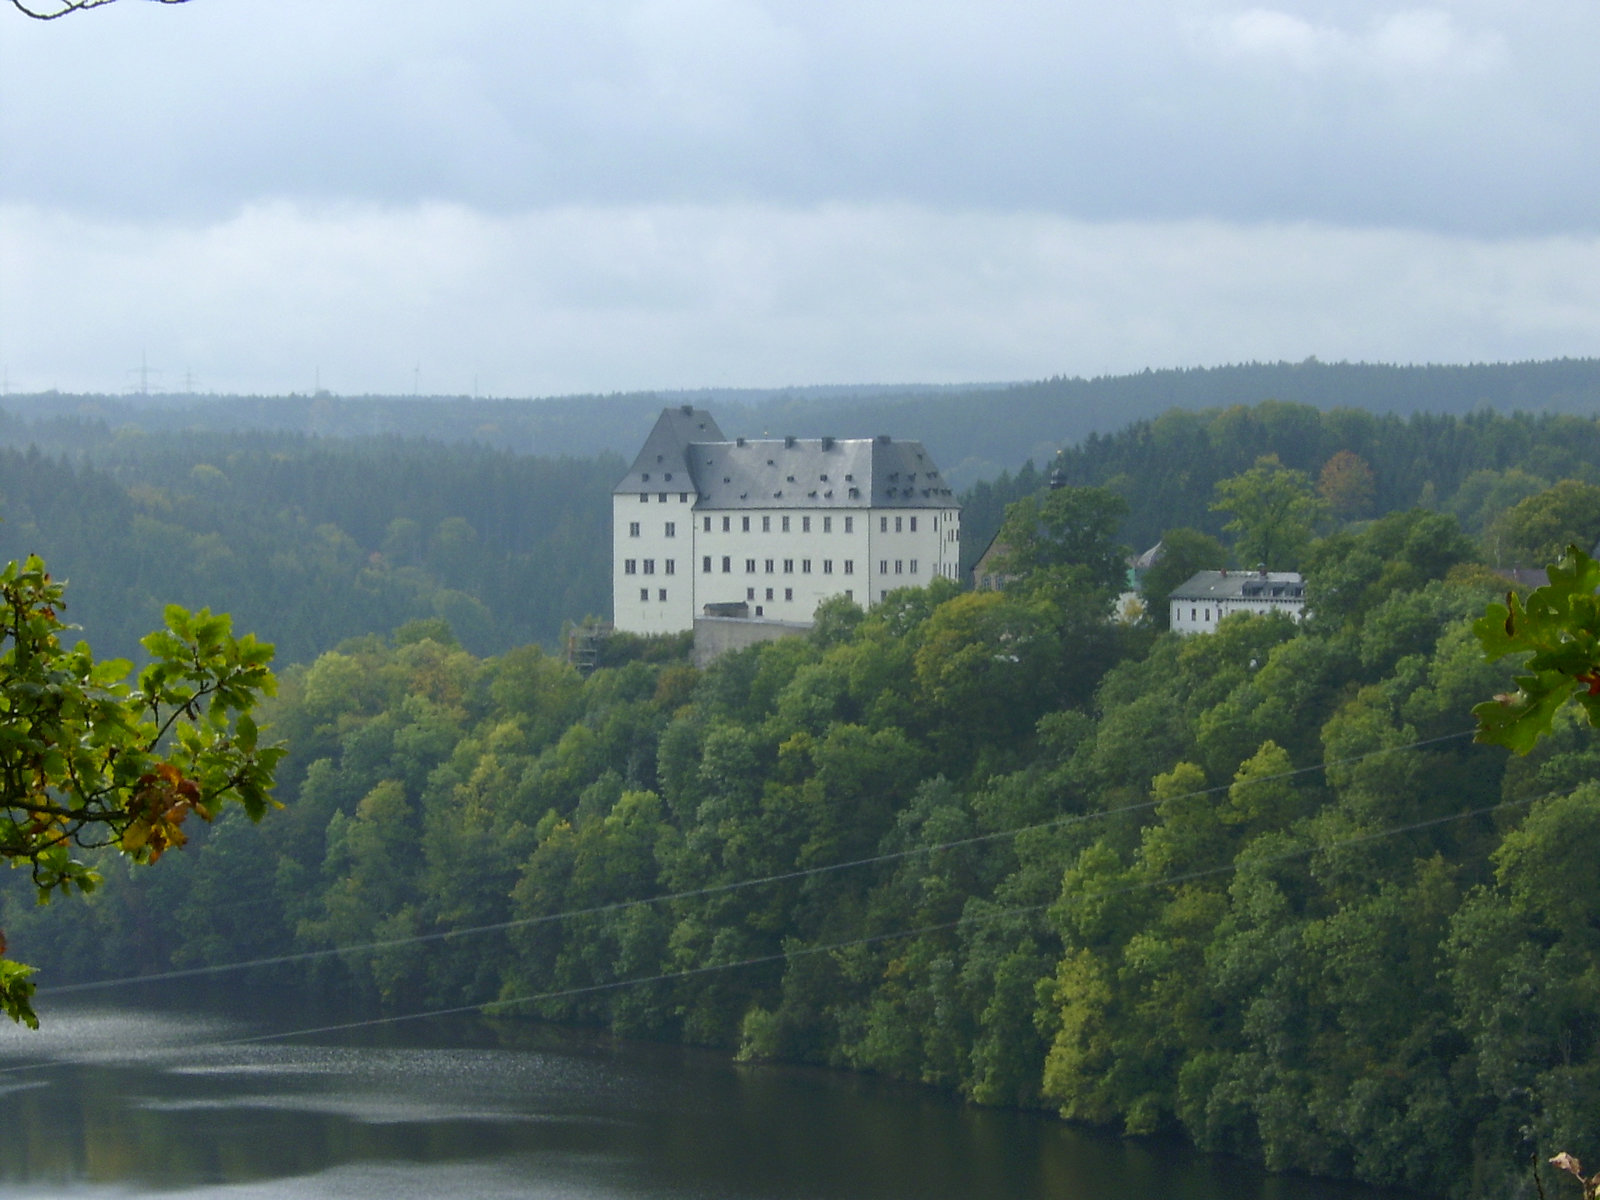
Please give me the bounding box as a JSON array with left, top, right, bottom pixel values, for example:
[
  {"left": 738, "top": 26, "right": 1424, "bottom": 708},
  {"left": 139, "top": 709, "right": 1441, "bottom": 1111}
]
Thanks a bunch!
[{"left": 2, "top": 0, "right": 1598, "bottom": 396}]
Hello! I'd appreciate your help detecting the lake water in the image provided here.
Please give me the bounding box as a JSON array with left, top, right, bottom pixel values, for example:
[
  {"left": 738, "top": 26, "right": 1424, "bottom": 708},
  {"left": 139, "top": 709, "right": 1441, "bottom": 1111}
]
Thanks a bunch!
[{"left": 0, "top": 995, "right": 1427, "bottom": 1199}]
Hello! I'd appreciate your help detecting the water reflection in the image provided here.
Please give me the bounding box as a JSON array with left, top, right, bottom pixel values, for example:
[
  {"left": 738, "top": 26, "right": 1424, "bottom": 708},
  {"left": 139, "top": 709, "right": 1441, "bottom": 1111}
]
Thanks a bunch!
[{"left": 0, "top": 998, "right": 1428, "bottom": 1199}]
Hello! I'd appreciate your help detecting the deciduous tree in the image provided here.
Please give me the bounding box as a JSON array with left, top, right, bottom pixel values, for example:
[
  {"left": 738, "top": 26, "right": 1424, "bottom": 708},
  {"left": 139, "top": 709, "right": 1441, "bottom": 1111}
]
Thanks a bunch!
[
  {"left": 1212, "top": 455, "right": 1324, "bottom": 570},
  {"left": 0, "top": 554, "right": 280, "bottom": 1026}
]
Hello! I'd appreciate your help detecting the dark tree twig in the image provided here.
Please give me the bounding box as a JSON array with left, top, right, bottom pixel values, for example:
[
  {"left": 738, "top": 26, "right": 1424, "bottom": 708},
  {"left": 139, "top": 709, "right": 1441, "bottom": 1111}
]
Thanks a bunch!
[{"left": 10, "top": 0, "right": 188, "bottom": 19}]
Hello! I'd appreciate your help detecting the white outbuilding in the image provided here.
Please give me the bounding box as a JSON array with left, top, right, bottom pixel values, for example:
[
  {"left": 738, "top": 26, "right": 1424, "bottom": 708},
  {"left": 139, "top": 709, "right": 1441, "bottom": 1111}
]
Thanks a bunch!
[{"left": 1169, "top": 569, "right": 1306, "bottom": 635}]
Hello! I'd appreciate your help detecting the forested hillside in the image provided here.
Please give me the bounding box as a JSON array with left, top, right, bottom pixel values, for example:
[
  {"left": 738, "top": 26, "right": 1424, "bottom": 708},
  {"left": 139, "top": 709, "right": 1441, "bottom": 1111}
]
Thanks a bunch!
[
  {"left": 0, "top": 434, "right": 617, "bottom": 663},
  {"left": 17, "top": 398, "right": 1600, "bottom": 1195},
  {"left": 15, "top": 434, "right": 1600, "bottom": 1195},
  {"left": 958, "top": 403, "right": 1600, "bottom": 578}
]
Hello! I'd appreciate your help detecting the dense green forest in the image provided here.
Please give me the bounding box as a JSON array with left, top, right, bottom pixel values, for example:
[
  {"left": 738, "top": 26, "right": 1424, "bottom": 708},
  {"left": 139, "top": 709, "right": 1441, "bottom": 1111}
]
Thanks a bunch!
[
  {"left": 0, "top": 432, "right": 618, "bottom": 663},
  {"left": 10, "top": 355, "right": 1600, "bottom": 489},
  {"left": 14, "top": 399, "right": 1600, "bottom": 1197}
]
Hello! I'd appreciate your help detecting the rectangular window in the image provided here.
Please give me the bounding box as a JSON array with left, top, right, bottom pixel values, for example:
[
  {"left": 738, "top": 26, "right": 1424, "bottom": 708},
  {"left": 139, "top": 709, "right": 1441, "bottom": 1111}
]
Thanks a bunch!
[
  {"left": 703, "top": 516, "right": 712, "bottom": 532},
  {"left": 665, "top": 560, "right": 676, "bottom": 575},
  {"left": 784, "top": 559, "right": 794, "bottom": 573},
  {"left": 909, "top": 559, "right": 918, "bottom": 575},
  {"left": 722, "top": 556, "right": 731, "bottom": 573},
  {"left": 658, "top": 492, "right": 667, "bottom": 503},
  {"left": 639, "top": 588, "right": 649, "bottom": 601},
  {"left": 746, "top": 558, "right": 756, "bottom": 573},
  {"left": 802, "top": 516, "right": 811, "bottom": 533},
  {"left": 640, "top": 493, "right": 648, "bottom": 503},
  {"left": 755, "top": 605, "right": 764, "bottom": 616},
  {"left": 702, "top": 556, "right": 711, "bottom": 573},
  {"left": 844, "top": 517, "right": 854, "bottom": 533},
  {"left": 679, "top": 492, "right": 688, "bottom": 503},
  {"left": 644, "top": 559, "right": 655, "bottom": 575},
  {"left": 624, "top": 559, "right": 637, "bottom": 575},
  {"left": 823, "top": 559, "right": 833, "bottom": 574},
  {"left": 765, "top": 559, "right": 774, "bottom": 573},
  {"left": 933, "top": 517, "right": 938, "bottom": 531},
  {"left": 762, "top": 515, "right": 771, "bottom": 533},
  {"left": 880, "top": 560, "right": 888, "bottom": 574},
  {"left": 664, "top": 522, "right": 675, "bottom": 538},
  {"left": 880, "top": 516, "right": 888, "bottom": 532},
  {"left": 895, "top": 560, "right": 903, "bottom": 574},
  {"left": 782, "top": 516, "right": 791, "bottom": 533},
  {"left": 784, "top": 587, "right": 793, "bottom": 601},
  {"left": 722, "top": 516, "right": 731, "bottom": 532},
  {"left": 845, "top": 589, "right": 853, "bottom": 601},
  {"left": 765, "top": 588, "right": 774, "bottom": 601},
  {"left": 895, "top": 516, "right": 903, "bottom": 533},
  {"left": 823, "top": 516, "right": 832, "bottom": 533},
  {"left": 742, "top": 516, "right": 751, "bottom": 532},
  {"left": 910, "top": 517, "right": 917, "bottom": 533},
  {"left": 844, "top": 560, "right": 854, "bottom": 574},
  {"left": 802, "top": 559, "right": 812, "bottom": 573},
  {"left": 747, "top": 587, "right": 755, "bottom": 600},
  {"left": 659, "top": 588, "right": 667, "bottom": 601},
  {"left": 629, "top": 521, "right": 640, "bottom": 537}
]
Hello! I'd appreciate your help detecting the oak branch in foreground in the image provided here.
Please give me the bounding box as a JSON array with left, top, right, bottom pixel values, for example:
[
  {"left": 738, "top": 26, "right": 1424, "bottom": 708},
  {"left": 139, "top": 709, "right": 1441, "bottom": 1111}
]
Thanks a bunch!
[{"left": 0, "top": 555, "right": 281, "bottom": 1027}]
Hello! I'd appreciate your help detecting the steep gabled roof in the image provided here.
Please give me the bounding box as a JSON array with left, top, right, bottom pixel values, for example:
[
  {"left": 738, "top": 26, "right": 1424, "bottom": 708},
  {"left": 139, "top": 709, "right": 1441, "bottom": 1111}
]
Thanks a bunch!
[{"left": 613, "top": 405, "right": 725, "bottom": 495}]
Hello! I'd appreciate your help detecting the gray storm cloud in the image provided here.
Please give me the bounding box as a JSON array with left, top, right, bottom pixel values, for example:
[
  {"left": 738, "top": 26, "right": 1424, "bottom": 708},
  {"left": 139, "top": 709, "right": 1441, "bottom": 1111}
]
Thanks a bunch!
[{"left": 0, "top": 1, "right": 1597, "bottom": 394}]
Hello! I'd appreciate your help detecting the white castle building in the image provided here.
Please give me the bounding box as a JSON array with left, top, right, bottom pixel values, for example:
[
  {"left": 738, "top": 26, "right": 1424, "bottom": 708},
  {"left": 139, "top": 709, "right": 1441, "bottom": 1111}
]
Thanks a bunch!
[{"left": 613, "top": 406, "right": 962, "bottom": 634}]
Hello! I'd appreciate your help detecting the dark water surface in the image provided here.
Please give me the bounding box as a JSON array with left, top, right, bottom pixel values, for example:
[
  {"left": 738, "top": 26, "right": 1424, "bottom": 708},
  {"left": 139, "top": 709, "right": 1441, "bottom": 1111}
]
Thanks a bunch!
[{"left": 0, "top": 996, "right": 1428, "bottom": 1199}]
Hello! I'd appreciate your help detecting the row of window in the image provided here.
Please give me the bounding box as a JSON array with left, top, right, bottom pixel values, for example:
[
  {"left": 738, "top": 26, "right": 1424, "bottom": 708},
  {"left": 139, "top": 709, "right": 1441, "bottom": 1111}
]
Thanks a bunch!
[
  {"left": 639, "top": 492, "right": 691, "bottom": 503},
  {"left": 635, "top": 556, "right": 943, "bottom": 580},
  {"left": 631, "top": 513, "right": 954, "bottom": 537},
  {"left": 699, "top": 514, "right": 853, "bottom": 534},
  {"left": 704, "top": 556, "right": 856, "bottom": 575},
  {"left": 640, "top": 588, "right": 669, "bottom": 601}
]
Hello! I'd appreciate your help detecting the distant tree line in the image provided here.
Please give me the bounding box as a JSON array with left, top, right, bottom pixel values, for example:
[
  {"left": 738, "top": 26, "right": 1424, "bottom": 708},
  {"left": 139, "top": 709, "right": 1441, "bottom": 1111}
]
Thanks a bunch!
[{"left": 10, "top": 355, "right": 1600, "bottom": 492}]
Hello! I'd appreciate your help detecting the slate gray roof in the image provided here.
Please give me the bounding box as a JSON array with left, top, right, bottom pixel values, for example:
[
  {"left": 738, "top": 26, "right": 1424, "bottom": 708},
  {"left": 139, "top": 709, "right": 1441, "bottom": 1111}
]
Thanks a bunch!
[
  {"left": 1169, "top": 570, "right": 1305, "bottom": 602},
  {"left": 615, "top": 405, "right": 726, "bottom": 495},
  {"left": 614, "top": 409, "right": 957, "bottom": 509}
]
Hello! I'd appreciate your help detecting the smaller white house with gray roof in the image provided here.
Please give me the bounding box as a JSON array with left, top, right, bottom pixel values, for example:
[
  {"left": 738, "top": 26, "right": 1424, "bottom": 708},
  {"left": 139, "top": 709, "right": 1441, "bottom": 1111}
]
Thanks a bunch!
[
  {"left": 614, "top": 407, "right": 961, "bottom": 634},
  {"left": 1170, "top": 569, "right": 1306, "bottom": 635}
]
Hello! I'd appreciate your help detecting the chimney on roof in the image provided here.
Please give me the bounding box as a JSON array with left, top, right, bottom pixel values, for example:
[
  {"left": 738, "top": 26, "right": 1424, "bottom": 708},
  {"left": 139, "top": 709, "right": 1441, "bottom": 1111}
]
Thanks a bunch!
[
  {"left": 876, "top": 434, "right": 890, "bottom": 444},
  {"left": 680, "top": 404, "right": 693, "bottom": 415}
]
